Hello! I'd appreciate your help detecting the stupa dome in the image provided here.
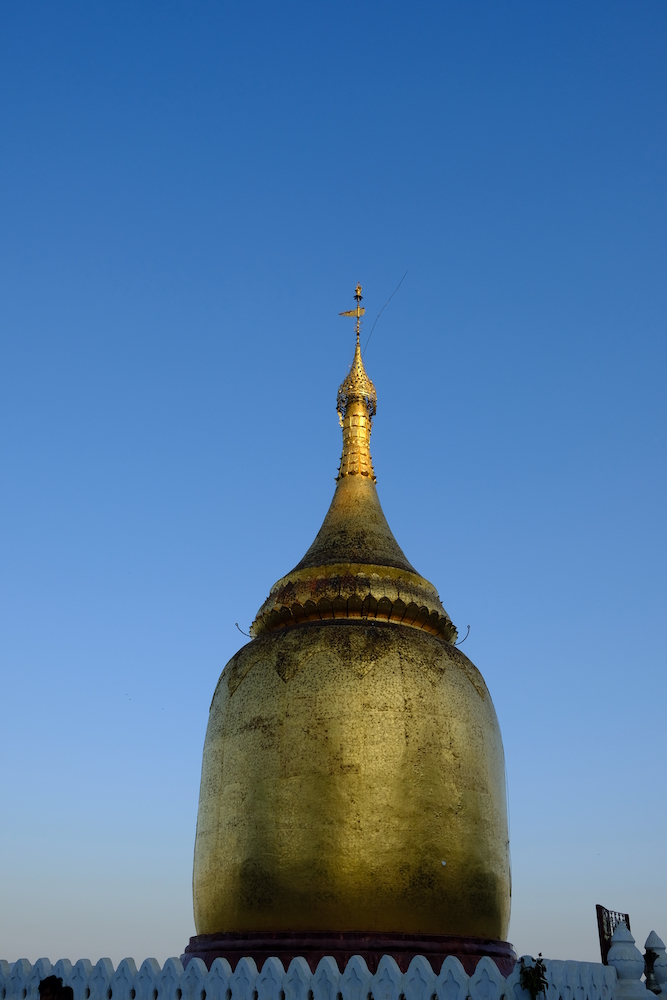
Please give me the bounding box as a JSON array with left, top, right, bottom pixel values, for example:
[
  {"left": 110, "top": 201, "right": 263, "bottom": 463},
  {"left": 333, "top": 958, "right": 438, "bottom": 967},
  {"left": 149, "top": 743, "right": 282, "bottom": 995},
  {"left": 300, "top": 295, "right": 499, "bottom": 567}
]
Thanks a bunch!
[{"left": 189, "top": 286, "right": 512, "bottom": 973}]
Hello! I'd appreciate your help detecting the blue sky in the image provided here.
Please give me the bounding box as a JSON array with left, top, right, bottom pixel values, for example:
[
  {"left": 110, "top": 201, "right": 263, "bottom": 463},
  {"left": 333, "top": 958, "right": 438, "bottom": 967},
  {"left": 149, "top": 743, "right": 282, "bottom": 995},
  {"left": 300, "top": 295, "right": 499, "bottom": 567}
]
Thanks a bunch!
[{"left": 1, "top": 0, "right": 666, "bottom": 965}]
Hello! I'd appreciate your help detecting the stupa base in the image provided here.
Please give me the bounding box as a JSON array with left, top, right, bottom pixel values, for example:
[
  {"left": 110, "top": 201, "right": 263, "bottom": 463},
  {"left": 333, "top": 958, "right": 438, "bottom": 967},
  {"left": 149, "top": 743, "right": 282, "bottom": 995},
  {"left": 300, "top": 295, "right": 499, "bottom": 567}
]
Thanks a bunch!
[{"left": 182, "top": 930, "right": 517, "bottom": 975}]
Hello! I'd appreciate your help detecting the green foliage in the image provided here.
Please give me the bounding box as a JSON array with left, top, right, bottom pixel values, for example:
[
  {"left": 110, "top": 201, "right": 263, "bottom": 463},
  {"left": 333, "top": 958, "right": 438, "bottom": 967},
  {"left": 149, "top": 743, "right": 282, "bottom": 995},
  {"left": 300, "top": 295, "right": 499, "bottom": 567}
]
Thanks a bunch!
[{"left": 519, "top": 954, "right": 548, "bottom": 1000}]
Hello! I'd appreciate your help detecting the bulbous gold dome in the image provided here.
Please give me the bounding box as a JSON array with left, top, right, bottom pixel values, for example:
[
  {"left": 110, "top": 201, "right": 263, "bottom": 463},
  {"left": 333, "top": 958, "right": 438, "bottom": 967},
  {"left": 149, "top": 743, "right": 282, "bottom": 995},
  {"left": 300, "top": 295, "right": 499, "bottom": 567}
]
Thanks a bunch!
[
  {"left": 194, "top": 623, "right": 510, "bottom": 938},
  {"left": 193, "top": 291, "right": 511, "bottom": 942}
]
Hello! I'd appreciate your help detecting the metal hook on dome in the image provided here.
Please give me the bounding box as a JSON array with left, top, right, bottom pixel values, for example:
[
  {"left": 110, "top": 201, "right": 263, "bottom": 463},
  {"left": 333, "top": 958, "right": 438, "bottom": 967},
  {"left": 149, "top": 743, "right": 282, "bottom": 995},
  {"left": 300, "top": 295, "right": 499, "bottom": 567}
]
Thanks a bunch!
[{"left": 454, "top": 625, "right": 470, "bottom": 646}]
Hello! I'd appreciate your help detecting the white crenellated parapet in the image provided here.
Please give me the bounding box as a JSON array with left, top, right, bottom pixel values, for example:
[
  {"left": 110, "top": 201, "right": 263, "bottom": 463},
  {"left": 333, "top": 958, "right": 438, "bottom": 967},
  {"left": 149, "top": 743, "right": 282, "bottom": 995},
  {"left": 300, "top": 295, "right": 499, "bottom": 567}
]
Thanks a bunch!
[{"left": 0, "top": 954, "right": 621, "bottom": 1000}]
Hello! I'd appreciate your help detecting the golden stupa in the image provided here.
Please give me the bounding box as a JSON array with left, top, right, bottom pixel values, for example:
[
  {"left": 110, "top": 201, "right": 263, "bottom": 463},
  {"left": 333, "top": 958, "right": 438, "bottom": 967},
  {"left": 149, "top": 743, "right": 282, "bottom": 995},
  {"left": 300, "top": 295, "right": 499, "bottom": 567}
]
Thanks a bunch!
[{"left": 190, "top": 285, "right": 511, "bottom": 969}]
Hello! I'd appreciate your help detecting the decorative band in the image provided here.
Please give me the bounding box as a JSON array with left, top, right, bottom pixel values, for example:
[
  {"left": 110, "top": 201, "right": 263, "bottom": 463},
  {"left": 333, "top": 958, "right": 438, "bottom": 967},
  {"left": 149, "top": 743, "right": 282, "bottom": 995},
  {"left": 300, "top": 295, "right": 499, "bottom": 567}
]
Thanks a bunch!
[{"left": 252, "top": 593, "right": 457, "bottom": 642}]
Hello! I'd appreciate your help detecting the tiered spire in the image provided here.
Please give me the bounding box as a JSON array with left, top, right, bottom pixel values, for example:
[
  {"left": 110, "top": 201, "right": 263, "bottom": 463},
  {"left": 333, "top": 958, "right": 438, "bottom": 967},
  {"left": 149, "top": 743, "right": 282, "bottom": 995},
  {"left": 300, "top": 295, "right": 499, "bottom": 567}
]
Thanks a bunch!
[
  {"left": 249, "top": 283, "right": 457, "bottom": 644},
  {"left": 336, "top": 284, "right": 377, "bottom": 481}
]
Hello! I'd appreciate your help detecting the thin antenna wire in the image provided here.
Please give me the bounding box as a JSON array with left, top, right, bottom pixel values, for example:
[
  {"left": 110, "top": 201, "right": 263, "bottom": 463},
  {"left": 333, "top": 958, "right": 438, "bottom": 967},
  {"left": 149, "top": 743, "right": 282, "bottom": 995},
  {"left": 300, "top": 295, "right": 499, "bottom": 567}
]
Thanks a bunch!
[
  {"left": 362, "top": 271, "right": 408, "bottom": 357},
  {"left": 235, "top": 622, "right": 251, "bottom": 638}
]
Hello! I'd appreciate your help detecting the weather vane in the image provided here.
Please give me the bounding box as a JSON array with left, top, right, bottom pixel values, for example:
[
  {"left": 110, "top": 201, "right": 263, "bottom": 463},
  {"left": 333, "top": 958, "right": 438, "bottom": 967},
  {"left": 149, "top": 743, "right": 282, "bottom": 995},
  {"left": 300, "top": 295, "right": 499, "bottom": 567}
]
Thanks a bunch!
[{"left": 339, "top": 283, "right": 365, "bottom": 344}]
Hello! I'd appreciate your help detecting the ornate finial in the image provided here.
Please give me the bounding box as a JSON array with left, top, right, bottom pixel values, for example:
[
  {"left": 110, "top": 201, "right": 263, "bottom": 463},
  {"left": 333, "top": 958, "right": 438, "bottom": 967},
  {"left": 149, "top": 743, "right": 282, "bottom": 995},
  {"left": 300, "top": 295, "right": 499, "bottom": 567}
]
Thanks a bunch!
[
  {"left": 336, "top": 284, "right": 377, "bottom": 481},
  {"left": 339, "top": 282, "right": 366, "bottom": 345}
]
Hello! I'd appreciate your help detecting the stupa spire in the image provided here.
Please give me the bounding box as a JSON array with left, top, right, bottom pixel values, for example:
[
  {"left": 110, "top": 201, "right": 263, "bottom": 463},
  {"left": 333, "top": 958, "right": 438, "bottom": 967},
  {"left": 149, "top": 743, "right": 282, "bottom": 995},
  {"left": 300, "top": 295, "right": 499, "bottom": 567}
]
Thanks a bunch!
[
  {"left": 337, "top": 283, "right": 377, "bottom": 481},
  {"left": 249, "top": 282, "right": 457, "bottom": 645}
]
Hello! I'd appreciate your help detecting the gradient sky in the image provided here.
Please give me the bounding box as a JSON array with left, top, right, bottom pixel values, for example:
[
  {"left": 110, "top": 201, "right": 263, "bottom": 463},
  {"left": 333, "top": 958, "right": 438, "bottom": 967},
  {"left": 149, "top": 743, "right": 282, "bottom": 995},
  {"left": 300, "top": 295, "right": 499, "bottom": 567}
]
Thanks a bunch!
[{"left": 1, "top": 0, "right": 666, "bottom": 967}]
